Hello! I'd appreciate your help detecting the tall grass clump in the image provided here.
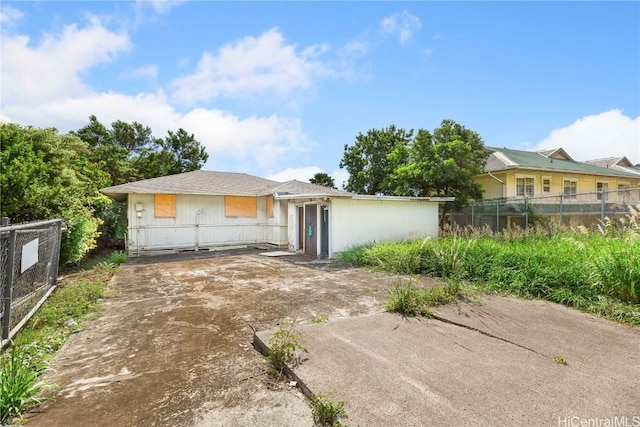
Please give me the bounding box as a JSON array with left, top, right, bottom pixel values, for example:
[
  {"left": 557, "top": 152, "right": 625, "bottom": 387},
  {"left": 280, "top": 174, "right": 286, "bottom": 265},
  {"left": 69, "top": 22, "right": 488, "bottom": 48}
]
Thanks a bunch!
[{"left": 0, "top": 344, "right": 51, "bottom": 424}]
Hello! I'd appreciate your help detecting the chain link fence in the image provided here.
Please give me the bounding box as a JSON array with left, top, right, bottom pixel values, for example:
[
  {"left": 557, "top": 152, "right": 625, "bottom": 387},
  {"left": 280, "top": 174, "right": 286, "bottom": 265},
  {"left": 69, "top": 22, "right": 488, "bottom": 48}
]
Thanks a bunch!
[
  {"left": 1, "top": 219, "right": 63, "bottom": 348},
  {"left": 450, "top": 187, "right": 640, "bottom": 232}
]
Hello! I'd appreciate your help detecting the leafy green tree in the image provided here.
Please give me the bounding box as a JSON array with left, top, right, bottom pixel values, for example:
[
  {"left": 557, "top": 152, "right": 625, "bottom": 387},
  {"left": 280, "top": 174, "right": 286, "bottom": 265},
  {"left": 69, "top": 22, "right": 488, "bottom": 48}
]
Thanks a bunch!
[
  {"left": 0, "top": 123, "right": 110, "bottom": 263},
  {"left": 392, "top": 120, "right": 487, "bottom": 206},
  {"left": 339, "top": 125, "right": 413, "bottom": 195},
  {"left": 341, "top": 120, "right": 487, "bottom": 207},
  {"left": 309, "top": 172, "right": 336, "bottom": 189},
  {"left": 72, "top": 116, "right": 209, "bottom": 185}
]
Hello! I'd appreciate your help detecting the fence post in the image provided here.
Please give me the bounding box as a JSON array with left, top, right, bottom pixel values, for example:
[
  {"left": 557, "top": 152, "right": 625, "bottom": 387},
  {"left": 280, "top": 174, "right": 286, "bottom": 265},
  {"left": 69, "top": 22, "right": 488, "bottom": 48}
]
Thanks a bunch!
[
  {"left": 471, "top": 203, "right": 475, "bottom": 228},
  {"left": 2, "top": 230, "right": 17, "bottom": 341},
  {"left": 495, "top": 200, "right": 499, "bottom": 232},
  {"left": 559, "top": 195, "right": 564, "bottom": 226},
  {"left": 600, "top": 190, "right": 606, "bottom": 223},
  {"left": 524, "top": 198, "right": 529, "bottom": 229}
]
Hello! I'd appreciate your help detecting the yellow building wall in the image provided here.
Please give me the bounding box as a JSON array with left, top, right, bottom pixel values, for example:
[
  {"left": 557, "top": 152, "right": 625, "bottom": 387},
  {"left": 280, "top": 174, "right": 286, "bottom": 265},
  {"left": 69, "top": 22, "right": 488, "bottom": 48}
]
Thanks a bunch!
[{"left": 477, "top": 169, "right": 640, "bottom": 200}]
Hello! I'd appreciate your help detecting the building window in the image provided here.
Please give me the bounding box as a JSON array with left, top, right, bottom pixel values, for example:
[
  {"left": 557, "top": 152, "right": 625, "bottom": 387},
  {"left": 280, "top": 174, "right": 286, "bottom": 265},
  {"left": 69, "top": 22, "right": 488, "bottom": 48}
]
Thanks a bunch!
[
  {"left": 563, "top": 180, "right": 577, "bottom": 199},
  {"left": 596, "top": 182, "right": 608, "bottom": 200},
  {"left": 516, "top": 177, "right": 534, "bottom": 197},
  {"left": 225, "top": 196, "right": 257, "bottom": 217},
  {"left": 542, "top": 177, "right": 551, "bottom": 193},
  {"left": 618, "top": 183, "right": 630, "bottom": 199},
  {"left": 154, "top": 194, "right": 176, "bottom": 217}
]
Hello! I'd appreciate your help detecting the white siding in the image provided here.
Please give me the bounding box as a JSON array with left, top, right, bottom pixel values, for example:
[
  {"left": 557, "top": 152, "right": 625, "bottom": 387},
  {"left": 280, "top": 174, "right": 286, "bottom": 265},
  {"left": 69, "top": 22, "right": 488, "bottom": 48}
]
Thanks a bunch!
[
  {"left": 127, "top": 194, "right": 287, "bottom": 253},
  {"left": 330, "top": 198, "right": 439, "bottom": 255}
]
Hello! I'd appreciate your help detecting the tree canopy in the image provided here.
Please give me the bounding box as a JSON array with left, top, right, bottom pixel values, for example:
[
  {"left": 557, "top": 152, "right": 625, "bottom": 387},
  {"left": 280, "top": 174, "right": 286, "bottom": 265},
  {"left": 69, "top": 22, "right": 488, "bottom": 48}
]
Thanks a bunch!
[
  {"left": 339, "top": 125, "right": 413, "bottom": 195},
  {"left": 340, "top": 120, "right": 488, "bottom": 206},
  {"left": 71, "top": 115, "right": 209, "bottom": 185},
  {"left": 309, "top": 172, "right": 336, "bottom": 189}
]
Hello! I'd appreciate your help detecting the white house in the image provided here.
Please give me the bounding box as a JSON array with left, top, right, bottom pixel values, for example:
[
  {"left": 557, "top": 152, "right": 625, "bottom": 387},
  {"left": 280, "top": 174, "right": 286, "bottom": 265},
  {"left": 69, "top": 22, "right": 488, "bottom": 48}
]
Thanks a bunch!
[{"left": 101, "top": 170, "right": 452, "bottom": 258}]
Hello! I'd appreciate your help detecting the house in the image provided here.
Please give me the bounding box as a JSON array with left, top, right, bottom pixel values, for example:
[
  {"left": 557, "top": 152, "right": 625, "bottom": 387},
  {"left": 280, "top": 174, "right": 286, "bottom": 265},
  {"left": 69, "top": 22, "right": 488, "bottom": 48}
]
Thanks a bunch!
[
  {"left": 100, "top": 170, "right": 452, "bottom": 258},
  {"left": 475, "top": 147, "right": 640, "bottom": 201},
  {"left": 583, "top": 156, "right": 640, "bottom": 177}
]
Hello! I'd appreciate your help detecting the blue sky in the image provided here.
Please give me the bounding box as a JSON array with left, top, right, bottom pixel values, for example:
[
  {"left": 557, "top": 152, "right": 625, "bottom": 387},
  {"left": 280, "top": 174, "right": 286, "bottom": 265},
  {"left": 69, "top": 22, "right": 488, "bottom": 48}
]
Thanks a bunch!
[{"left": 1, "top": 1, "right": 639, "bottom": 186}]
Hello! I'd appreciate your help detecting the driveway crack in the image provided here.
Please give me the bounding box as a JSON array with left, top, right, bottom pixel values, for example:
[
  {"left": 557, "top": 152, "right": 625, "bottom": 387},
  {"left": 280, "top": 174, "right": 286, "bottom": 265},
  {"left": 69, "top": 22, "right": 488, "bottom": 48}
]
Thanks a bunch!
[{"left": 431, "top": 314, "right": 548, "bottom": 358}]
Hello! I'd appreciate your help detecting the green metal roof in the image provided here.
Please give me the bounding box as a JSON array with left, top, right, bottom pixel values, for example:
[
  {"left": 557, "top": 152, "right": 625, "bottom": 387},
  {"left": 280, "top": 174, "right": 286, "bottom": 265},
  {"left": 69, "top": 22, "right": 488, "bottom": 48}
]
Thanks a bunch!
[{"left": 485, "top": 147, "right": 640, "bottom": 179}]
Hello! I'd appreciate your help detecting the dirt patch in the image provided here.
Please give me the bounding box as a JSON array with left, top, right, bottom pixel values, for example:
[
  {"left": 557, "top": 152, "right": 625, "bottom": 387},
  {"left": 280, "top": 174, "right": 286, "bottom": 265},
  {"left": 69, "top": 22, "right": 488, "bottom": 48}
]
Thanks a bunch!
[{"left": 27, "top": 249, "right": 435, "bottom": 426}]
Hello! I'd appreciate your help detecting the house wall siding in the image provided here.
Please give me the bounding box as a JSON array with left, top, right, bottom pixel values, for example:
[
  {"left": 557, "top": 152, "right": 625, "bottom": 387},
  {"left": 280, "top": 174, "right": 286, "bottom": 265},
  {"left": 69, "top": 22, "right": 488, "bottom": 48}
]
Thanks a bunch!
[
  {"left": 127, "top": 193, "right": 287, "bottom": 252},
  {"left": 330, "top": 198, "right": 439, "bottom": 255},
  {"left": 478, "top": 170, "right": 640, "bottom": 201}
]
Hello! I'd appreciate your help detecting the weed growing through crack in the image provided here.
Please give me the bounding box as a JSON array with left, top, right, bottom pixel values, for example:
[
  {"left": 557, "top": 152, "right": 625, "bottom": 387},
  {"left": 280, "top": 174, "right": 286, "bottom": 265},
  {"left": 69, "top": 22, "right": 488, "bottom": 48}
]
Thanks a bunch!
[
  {"left": 267, "top": 322, "right": 308, "bottom": 379},
  {"left": 553, "top": 355, "right": 568, "bottom": 365},
  {"left": 386, "top": 280, "right": 469, "bottom": 317},
  {"left": 312, "top": 392, "right": 347, "bottom": 427},
  {"left": 312, "top": 314, "right": 328, "bottom": 324}
]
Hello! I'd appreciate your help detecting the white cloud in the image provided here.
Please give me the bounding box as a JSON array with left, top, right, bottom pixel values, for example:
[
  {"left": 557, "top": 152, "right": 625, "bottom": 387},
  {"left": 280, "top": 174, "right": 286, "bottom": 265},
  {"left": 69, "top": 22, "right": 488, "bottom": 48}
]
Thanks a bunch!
[
  {"left": 331, "top": 169, "right": 350, "bottom": 190},
  {"left": 0, "top": 5, "right": 23, "bottom": 26},
  {"left": 535, "top": 110, "right": 640, "bottom": 164},
  {"left": 380, "top": 10, "right": 422, "bottom": 44},
  {"left": 1, "top": 14, "right": 317, "bottom": 174},
  {"left": 170, "top": 28, "right": 332, "bottom": 106},
  {"left": 126, "top": 65, "right": 159, "bottom": 79},
  {"left": 138, "top": 0, "right": 186, "bottom": 15},
  {"left": 266, "top": 166, "right": 323, "bottom": 183},
  {"left": 1, "top": 15, "right": 131, "bottom": 105},
  {"left": 4, "top": 90, "right": 307, "bottom": 169}
]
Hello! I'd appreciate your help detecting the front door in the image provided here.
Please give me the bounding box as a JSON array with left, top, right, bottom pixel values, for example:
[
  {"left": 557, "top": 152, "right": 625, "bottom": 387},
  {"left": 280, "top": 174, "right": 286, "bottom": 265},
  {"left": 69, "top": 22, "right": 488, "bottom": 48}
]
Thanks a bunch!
[
  {"left": 320, "top": 205, "right": 329, "bottom": 259},
  {"left": 304, "top": 204, "right": 318, "bottom": 257}
]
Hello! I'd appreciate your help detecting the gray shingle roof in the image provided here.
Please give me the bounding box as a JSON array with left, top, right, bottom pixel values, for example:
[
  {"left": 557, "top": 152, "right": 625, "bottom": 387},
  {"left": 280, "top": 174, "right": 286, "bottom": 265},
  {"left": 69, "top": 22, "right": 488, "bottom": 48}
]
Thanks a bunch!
[
  {"left": 101, "top": 171, "right": 349, "bottom": 201},
  {"left": 485, "top": 147, "right": 640, "bottom": 178},
  {"left": 101, "top": 171, "right": 281, "bottom": 199},
  {"left": 265, "top": 180, "right": 347, "bottom": 197}
]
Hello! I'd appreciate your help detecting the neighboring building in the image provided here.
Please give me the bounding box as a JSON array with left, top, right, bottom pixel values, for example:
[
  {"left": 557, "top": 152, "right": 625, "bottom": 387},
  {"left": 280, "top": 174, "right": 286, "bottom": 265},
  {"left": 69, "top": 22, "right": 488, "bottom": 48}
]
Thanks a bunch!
[
  {"left": 101, "top": 170, "right": 452, "bottom": 258},
  {"left": 583, "top": 156, "right": 640, "bottom": 177},
  {"left": 475, "top": 147, "right": 640, "bottom": 201}
]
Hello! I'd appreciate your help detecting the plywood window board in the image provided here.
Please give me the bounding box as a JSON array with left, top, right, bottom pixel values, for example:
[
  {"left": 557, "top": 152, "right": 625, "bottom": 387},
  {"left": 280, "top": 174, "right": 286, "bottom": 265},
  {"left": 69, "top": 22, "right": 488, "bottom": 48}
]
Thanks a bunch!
[
  {"left": 225, "top": 196, "right": 257, "bottom": 217},
  {"left": 266, "top": 196, "right": 274, "bottom": 218},
  {"left": 155, "top": 194, "right": 176, "bottom": 217}
]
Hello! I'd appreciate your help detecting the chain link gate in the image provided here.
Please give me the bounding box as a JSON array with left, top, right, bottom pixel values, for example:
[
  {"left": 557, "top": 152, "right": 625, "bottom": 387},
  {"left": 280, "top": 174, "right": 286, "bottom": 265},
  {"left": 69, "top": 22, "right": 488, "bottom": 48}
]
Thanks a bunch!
[{"left": 1, "top": 219, "right": 63, "bottom": 349}]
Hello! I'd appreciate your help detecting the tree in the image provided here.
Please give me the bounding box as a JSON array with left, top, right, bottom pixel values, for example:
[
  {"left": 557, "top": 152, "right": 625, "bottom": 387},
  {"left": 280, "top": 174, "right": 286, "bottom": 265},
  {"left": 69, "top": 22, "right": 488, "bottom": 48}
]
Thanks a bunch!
[
  {"left": 309, "top": 172, "right": 336, "bottom": 189},
  {"left": 72, "top": 116, "right": 209, "bottom": 185},
  {"left": 342, "top": 120, "right": 488, "bottom": 207},
  {"left": 0, "top": 123, "right": 110, "bottom": 263},
  {"left": 339, "top": 125, "right": 413, "bottom": 195}
]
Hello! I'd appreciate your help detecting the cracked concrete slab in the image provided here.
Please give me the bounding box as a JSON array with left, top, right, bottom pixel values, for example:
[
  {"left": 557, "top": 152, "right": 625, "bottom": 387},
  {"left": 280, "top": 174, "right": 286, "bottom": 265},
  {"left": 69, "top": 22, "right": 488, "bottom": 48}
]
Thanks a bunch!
[{"left": 257, "top": 297, "right": 640, "bottom": 426}]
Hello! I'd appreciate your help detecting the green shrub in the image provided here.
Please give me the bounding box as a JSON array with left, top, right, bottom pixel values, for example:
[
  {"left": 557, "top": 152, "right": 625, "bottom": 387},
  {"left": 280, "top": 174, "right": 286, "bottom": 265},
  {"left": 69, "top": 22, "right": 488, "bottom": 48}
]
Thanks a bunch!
[{"left": 60, "top": 215, "right": 101, "bottom": 264}]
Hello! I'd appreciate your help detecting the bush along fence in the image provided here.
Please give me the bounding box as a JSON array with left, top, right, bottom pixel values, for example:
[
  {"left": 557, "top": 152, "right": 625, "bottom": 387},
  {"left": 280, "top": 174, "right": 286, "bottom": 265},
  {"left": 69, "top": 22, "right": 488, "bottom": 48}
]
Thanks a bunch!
[
  {"left": 449, "top": 187, "right": 640, "bottom": 232},
  {"left": 1, "top": 219, "right": 63, "bottom": 350}
]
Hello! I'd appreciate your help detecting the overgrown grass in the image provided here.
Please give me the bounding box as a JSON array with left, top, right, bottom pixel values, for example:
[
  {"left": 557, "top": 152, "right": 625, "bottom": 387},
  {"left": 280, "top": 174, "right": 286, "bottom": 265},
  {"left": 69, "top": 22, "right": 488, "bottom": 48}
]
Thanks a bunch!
[
  {"left": 1, "top": 250, "right": 127, "bottom": 423},
  {"left": 341, "top": 208, "right": 640, "bottom": 325}
]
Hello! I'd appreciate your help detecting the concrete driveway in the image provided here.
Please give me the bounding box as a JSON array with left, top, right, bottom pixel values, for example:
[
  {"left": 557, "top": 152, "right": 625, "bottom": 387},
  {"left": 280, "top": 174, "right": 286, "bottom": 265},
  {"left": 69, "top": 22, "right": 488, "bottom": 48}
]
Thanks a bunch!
[{"left": 28, "top": 249, "right": 640, "bottom": 426}]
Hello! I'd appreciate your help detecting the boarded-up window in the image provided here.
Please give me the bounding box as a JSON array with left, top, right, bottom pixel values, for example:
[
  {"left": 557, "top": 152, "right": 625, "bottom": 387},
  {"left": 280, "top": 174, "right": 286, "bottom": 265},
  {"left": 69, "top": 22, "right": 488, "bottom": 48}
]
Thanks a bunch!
[
  {"left": 225, "top": 196, "right": 257, "bottom": 217},
  {"left": 266, "top": 196, "right": 274, "bottom": 218},
  {"left": 155, "top": 194, "right": 176, "bottom": 217}
]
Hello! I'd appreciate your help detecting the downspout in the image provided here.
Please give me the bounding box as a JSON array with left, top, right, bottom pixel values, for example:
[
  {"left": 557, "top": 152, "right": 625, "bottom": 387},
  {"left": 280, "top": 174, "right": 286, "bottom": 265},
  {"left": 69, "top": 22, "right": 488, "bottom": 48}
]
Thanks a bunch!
[{"left": 488, "top": 171, "right": 506, "bottom": 198}]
